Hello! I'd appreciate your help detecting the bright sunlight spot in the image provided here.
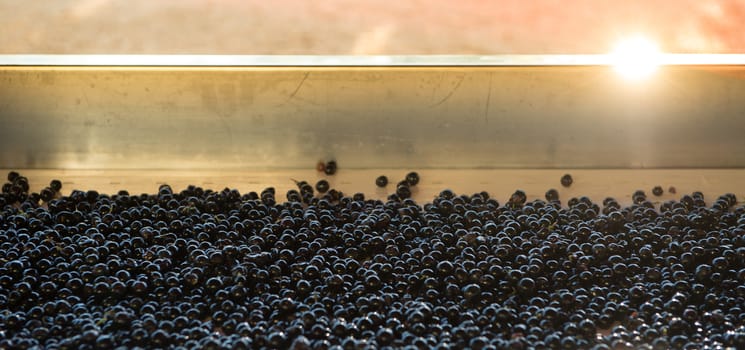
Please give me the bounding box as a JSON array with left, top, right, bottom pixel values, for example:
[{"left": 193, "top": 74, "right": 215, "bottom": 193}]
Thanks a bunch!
[{"left": 610, "top": 36, "right": 662, "bottom": 81}]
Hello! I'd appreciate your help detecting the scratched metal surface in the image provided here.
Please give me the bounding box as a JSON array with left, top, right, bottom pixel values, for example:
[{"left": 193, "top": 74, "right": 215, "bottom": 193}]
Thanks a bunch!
[{"left": 1, "top": 61, "right": 745, "bottom": 169}]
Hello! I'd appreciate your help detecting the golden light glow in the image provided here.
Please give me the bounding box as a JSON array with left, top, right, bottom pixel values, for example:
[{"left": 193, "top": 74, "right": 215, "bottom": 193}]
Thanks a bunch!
[{"left": 610, "top": 36, "right": 662, "bottom": 81}]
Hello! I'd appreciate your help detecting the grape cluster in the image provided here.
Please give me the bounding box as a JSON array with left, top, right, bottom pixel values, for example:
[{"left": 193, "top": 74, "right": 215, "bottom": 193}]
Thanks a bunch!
[{"left": 1, "top": 171, "right": 745, "bottom": 349}]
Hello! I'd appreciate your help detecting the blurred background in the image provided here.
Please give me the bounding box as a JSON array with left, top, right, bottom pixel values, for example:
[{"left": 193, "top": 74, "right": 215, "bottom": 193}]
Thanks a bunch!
[{"left": 0, "top": 0, "right": 744, "bottom": 54}]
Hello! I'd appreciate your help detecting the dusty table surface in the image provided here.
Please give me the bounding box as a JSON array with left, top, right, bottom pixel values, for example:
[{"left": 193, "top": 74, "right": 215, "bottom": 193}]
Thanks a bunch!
[
  {"left": 1, "top": 0, "right": 744, "bottom": 55},
  {"left": 5, "top": 169, "right": 744, "bottom": 207}
]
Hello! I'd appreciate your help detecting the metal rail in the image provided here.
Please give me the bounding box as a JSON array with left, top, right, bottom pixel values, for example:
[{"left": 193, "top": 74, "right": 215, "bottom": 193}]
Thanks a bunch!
[{"left": 2, "top": 54, "right": 745, "bottom": 66}]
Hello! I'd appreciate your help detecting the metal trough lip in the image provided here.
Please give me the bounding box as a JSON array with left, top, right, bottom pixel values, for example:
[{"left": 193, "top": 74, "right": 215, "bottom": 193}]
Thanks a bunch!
[{"left": 2, "top": 54, "right": 745, "bottom": 67}]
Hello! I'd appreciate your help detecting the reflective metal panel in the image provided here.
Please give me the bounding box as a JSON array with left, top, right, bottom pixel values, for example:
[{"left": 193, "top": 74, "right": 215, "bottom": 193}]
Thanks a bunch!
[{"left": 1, "top": 56, "right": 744, "bottom": 169}]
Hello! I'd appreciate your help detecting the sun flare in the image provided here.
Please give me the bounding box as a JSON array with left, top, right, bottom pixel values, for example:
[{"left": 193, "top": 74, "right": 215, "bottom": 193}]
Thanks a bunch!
[{"left": 611, "top": 36, "right": 662, "bottom": 81}]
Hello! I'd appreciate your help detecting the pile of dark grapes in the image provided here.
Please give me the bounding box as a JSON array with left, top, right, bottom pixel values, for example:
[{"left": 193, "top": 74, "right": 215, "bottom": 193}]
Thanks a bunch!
[{"left": 2, "top": 171, "right": 745, "bottom": 350}]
